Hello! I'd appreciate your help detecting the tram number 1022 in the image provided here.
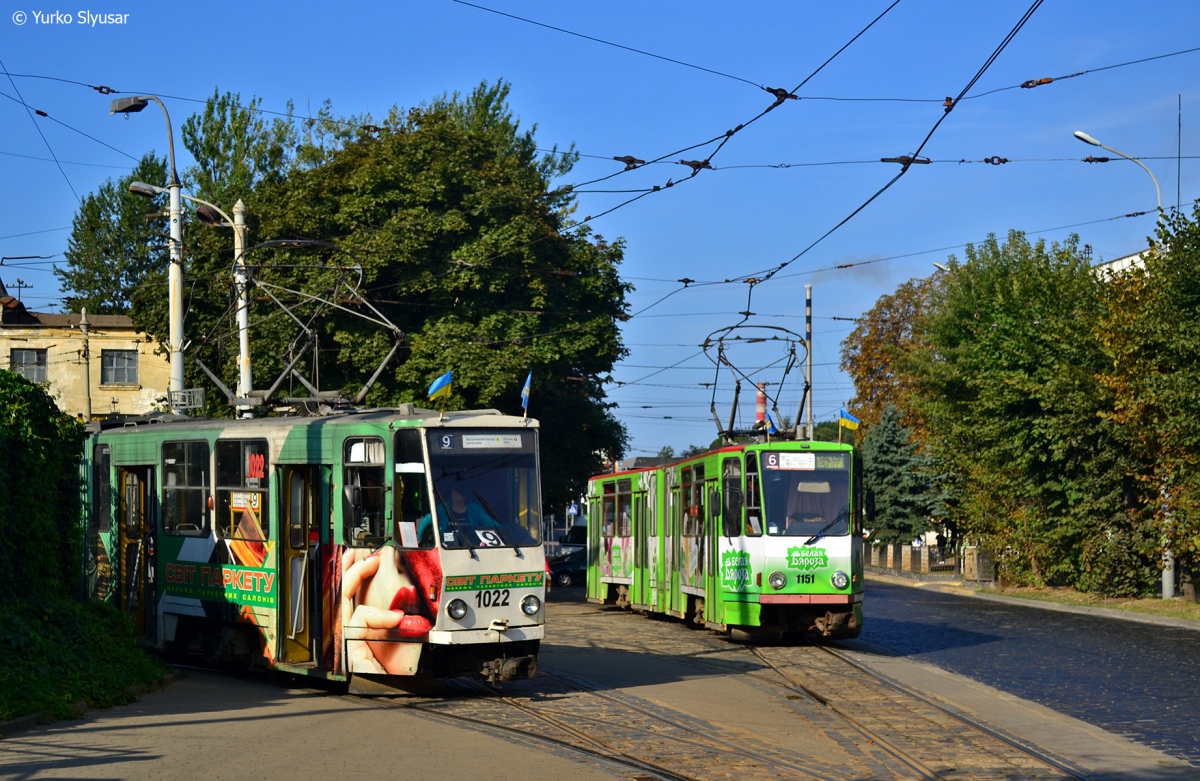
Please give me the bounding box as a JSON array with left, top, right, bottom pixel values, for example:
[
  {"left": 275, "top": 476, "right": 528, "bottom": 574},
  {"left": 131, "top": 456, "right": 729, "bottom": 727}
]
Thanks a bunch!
[{"left": 475, "top": 589, "right": 511, "bottom": 608}]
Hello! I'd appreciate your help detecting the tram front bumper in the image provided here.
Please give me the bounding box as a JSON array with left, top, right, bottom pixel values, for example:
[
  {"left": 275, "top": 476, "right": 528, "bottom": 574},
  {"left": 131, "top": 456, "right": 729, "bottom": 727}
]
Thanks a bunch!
[{"left": 427, "top": 625, "right": 544, "bottom": 645}]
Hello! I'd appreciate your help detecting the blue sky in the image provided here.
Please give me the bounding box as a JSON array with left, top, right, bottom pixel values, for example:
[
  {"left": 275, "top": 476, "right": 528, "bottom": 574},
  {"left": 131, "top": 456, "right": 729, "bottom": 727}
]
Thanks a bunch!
[{"left": 2, "top": 1, "right": 1198, "bottom": 456}]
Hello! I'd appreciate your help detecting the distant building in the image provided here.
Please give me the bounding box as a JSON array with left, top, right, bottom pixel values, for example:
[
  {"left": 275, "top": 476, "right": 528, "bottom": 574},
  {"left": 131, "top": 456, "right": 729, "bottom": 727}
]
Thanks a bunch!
[
  {"left": 0, "top": 294, "right": 169, "bottom": 419},
  {"left": 1094, "top": 249, "right": 1151, "bottom": 276}
]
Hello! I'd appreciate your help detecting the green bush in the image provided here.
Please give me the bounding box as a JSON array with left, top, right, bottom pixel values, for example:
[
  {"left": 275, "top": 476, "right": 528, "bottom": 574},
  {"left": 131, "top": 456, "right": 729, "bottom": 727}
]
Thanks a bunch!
[
  {"left": 0, "top": 597, "right": 167, "bottom": 722},
  {"left": 0, "top": 371, "right": 166, "bottom": 724}
]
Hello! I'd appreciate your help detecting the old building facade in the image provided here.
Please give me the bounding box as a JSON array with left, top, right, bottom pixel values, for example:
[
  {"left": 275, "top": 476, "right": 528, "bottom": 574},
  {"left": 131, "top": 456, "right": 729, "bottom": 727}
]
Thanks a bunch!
[{"left": 0, "top": 293, "right": 169, "bottom": 419}]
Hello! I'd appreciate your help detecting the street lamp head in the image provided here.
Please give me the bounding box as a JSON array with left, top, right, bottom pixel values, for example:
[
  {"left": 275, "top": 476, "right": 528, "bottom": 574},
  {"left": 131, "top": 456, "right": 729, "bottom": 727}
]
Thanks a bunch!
[
  {"left": 110, "top": 96, "right": 150, "bottom": 115},
  {"left": 932, "top": 262, "right": 949, "bottom": 272},
  {"left": 1073, "top": 130, "right": 1101, "bottom": 147},
  {"left": 195, "top": 203, "right": 226, "bottom": 226},
  {"left": 128, "top": 181, "right": 166, "bottom": 198}
]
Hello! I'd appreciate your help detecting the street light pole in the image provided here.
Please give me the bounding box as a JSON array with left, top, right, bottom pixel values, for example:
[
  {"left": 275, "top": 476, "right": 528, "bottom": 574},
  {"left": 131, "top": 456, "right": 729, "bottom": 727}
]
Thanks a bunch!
[
  {"left": 128, "top": 183, "right": 253, "bottom": 416},
  {"left": 1074, "top": 129, "right": 1172, "bottom": 599},
  {"left": 233, "top": 199, "right": 253, "bottom": 416},
  {"left": 111, "top": 95, "right": 185, "bottom": 413}
]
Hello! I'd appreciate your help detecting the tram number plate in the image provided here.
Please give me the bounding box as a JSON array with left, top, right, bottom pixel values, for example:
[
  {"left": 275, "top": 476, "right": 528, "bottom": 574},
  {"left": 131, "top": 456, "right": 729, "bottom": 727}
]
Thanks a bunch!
[
  {"left": 796, "top": 573, "right": 815, "bottom": 585},
  {"left": 475, "top": 589, "right": 510, "bottom": 608}
]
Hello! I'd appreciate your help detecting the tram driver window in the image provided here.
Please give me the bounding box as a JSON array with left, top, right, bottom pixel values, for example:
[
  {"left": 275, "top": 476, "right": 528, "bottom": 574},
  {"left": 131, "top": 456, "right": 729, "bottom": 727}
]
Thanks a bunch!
[
  {"left": 744, "top": 453, "right": 763, "bottom": 536},
  {"left": 162, "top": 440, "right": 210, "bottom": 536},
  {"left": 214, "top": 441, "right": 270, "bottom": 561},
  {"left": 394, "top": 429, "right": 432, "bottom": 549},
  {"left": 344, "top": 437, "right": 386, "bottom": 547}
]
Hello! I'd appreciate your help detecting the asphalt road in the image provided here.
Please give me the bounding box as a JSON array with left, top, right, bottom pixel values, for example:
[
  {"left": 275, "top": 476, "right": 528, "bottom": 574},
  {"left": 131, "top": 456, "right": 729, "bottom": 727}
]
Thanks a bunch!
[{"left": 859, "top": 579, "right": 1200, "bottom": 767}]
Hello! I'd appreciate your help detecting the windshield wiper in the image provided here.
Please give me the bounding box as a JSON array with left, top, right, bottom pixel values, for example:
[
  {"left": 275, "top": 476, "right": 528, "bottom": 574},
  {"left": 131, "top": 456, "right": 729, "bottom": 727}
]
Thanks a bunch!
[
  {"left": 432, "top": 482, "right": 476, "bottom": 559},
  {"left": 804, "top": 509, "right": 850, "bottom": 546}
]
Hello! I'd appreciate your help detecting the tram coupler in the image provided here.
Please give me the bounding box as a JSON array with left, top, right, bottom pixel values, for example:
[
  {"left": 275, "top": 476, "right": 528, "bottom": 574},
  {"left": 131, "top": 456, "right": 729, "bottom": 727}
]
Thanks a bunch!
[{"left": 482, "top": 654, "right": 537, "bottom": 683}]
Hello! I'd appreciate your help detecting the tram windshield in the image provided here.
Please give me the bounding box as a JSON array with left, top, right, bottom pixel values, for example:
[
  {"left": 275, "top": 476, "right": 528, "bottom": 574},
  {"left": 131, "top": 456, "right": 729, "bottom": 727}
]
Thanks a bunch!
[
  {"left": 423, "top": 428, "right": 541, "bottom": 549},
  {"left": 759, "top": 450, "right": 850, "bottom": 539}
]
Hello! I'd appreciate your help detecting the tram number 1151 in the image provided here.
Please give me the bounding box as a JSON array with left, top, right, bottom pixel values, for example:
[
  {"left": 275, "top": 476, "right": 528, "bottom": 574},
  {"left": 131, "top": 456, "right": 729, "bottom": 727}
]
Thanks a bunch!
[{"left": 475, "top": 589, "right": 511, "bottom": 608}]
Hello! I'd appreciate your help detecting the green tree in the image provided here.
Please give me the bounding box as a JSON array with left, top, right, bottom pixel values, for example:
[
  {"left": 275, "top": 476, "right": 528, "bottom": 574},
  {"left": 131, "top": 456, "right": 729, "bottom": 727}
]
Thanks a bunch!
[
  {"left": 910, "top": 231, "right": 1144, "bottom": 590},
  {"left": 1099, "top": 206, "right": 1200, "bottom": 599},
  {"left": 56, "top": 153, "right": 168, "bottom": 314},
  {"left": 841, "top": 274, "right": 940, "bottom": 439},
  {"left": 860, "top": 404, "right": 933, "bottom": 543}
]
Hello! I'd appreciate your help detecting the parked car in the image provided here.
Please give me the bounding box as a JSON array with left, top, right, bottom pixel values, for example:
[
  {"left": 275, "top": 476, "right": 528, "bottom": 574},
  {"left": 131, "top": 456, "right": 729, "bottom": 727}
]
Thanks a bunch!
[
  {"left": 549, "top": 547, "right": 586, "bottom": 587},
  {"left": 557, "top": 525, "right": 586, "bottom": 554}
]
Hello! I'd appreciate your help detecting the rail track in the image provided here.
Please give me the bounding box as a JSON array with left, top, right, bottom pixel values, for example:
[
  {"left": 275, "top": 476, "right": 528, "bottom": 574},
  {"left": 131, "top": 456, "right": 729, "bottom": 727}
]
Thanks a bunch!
[{"left": 748, "top": 643, "right": 1101, "bottom": 781}]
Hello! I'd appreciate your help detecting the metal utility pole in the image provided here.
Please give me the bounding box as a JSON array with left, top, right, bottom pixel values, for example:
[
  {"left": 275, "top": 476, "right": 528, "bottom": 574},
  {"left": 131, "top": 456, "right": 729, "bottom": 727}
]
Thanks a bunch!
[
  {"left": 233, "top": 200, "right": 252, "bottom": 417},
  {"left": 80, "top": 308, "right": 92, "bottom": 421},
  {"left": 805, "top": 284, "right": 814, "bottom": 440}
]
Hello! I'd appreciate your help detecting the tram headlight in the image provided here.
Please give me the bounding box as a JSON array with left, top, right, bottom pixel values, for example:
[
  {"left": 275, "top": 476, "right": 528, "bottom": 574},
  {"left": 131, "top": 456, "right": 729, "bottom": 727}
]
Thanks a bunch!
[
  {"left": 447, "top": 598, "right": 468, "bottom": 620},
  {"left": 768, "top": 571, "right": 787, "bottom": 591},
  {"left": 521, "top": 594, "right": 542, "bottom": 616},
  {"left": 831, "top": 570, "right": 850, "bottom": 590}
]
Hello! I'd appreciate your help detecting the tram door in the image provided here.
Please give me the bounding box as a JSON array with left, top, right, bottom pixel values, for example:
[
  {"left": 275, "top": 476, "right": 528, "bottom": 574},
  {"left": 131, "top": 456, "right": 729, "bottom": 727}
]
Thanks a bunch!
[
  {"left": 117, "top": 467, "right": 155, "bottom": 638},
  {"left": 280, "top": 466, "right": 316, "bottom": 663},
  {"left": 705, "top": 475, "right": 720, "bottom": 625},
  {"left": 669, "top": 483, "right": 683, "bottom": 617}
]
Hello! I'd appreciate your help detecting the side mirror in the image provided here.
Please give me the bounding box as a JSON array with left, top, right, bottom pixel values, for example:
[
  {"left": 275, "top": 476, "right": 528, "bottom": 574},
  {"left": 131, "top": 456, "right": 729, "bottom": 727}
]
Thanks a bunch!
[
  {"left": 709, "top": 489, "right": 721, "bottom": 517},
  {"left": 344, "top": 485, "right": 363, "bottom": 528}
]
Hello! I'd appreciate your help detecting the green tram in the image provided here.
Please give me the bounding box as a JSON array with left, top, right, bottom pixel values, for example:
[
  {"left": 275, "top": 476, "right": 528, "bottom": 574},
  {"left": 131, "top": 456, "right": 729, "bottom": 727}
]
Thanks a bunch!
[
  {"left": 83, "top": 405, "right": 545, "bottom": 687},
  {"left": 585, "top": 440, "right": 863, "bottom": 640}
]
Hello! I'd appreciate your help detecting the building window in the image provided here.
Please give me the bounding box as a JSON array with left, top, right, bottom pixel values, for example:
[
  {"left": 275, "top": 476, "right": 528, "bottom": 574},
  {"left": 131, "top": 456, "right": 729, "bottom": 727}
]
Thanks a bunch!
[
  {"left": 10, "top": 348, "right": 47, "bottom": 382},
  {"left": 101, "top": 349, "right": 138, "bottom": 385}
]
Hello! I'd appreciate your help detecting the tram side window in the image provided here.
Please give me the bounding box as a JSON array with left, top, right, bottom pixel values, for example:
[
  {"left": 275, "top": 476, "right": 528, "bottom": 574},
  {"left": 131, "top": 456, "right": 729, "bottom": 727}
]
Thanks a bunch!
[
  {"left": 344, "top": 437, "right": 386, "bottom": 547},
  {"left": 93, "top": 444, "right": 112, "bottom": 534},
  {"left": 616, "top": 479, "right": 632, "bottom": 537},
  {"left": 692, "top": 464, "right": 706, "bottom": 531},
  {"left": 681, "top": 468, "right": 693, "bottom": 536},
  {"left": 601, "top": 482, "right": 616, "bottom": 538},
  {"left": 214, "top": 441, "right": 270, "bottom": 552},
  {"left": 394, "top": 429, "right": 432, "bottom": 549},
  {"left": 745, "top": 453, "right": 763, "bottom": 536},
  {"left": 162, "top": 440, "right": 210, "bottom": 536}
]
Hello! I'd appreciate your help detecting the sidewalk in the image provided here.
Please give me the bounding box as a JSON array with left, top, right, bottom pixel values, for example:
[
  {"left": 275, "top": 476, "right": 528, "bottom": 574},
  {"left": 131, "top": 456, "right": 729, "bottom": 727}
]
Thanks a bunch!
[{"left": 866, "top": 566, "right": 1200, "bottom": 632}]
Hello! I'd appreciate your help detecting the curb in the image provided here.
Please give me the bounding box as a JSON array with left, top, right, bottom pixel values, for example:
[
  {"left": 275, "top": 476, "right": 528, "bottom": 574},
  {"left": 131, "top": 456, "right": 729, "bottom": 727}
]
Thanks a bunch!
[
  {"left": 867, "top": 569, "right": 1200, "bottom": 632},
  {"left": 0, "top": 668, "right": 183, "bottom": 739}
]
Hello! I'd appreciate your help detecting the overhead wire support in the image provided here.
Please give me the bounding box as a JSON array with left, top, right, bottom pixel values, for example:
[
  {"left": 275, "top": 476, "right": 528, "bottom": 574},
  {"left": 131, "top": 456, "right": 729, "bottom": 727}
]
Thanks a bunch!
[{"left": 728, "top": 0, "right": 1046, "bottom": 288}]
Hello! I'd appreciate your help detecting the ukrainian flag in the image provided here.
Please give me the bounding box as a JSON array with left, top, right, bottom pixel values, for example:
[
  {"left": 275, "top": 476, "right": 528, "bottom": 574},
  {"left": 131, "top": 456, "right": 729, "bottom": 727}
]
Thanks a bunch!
[
  {"left": 839, "top": 409, "right": 860, "bottom": 431},
  {"left": 428, "top": 370, "right": 453, "bottom": 401},
  {"left": 764, "top": 411, "right": 779, "bottom": 435},
  {"left": 520, "top": 371, "right": 532, "bottom": 411}
]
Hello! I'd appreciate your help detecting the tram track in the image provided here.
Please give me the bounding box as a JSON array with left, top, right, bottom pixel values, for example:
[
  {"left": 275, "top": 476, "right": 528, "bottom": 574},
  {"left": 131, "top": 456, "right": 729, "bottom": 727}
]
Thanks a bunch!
[
  {"left": 751, "top": 643, "right": 1102, "bottom": 781},
  {"left": 549, "top": 607, "right": 1104, "bottom": 780},
  {"left": 381, "top": 668, "right": 854, "bottom": 781}
]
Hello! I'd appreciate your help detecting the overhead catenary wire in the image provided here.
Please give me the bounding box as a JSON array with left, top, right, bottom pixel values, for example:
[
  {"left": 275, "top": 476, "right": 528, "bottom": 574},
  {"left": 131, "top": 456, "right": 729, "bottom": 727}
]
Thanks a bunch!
[
  {"left": 709, "top": 0, "right": 1047, "bottom": 288},
  {"left": 0, "top": 59, "right": 80, "bottom": 202}
]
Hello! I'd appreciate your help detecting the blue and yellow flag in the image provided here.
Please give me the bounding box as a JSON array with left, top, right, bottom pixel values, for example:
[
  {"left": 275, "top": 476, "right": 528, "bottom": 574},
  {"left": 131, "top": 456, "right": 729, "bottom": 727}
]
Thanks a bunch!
[
  {"left": 838, "top": 409, "right": 860, "bottom": 431},
  {"left": 764, "top": 411, "right": 779, "bottom": 435},
  {"left": 428, "top": 370, "right": 453, "bottom": 401},
  {"left": 520, "top": 371, "right": 532, "bottom": 411}
]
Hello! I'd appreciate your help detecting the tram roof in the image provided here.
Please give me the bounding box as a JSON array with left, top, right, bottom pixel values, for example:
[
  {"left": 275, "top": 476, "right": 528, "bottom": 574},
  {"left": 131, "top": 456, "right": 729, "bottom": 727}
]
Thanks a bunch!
[{"left": 85, "top": 405, "right": 537, "bottom": 435}]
